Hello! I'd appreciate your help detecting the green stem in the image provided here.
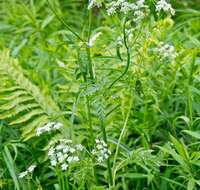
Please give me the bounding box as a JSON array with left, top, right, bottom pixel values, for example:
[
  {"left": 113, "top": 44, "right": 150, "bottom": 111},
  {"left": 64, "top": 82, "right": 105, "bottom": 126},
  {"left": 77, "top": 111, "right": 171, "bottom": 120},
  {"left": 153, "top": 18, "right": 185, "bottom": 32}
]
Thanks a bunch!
[
  {"left": 112, "top": 94, "right": 133, "bottom": 186},
  {"left": 61, "top": 173, "right": 65, "bottom": 190},
  {"left": 86, "top": 8, "right": 95, "bottom": 81},
  {"left": 86, "top": 95, "right": 94, "bottom": 146},
  {"left": 87, "top": 9, "right": 92, "bottom": 42},
  {"left": 108, "top": 18, "right": 130, "bottom": 89},
  {"left": 86, "top": 47, "right": 95, "bottom": 81},
  {"left": 47, "top": 0, "right": 84, "bottom": 42},
  {"left": 66, "top": 176, "right": 70, "bottom": 190},
  {"left": 187, "top": 52, "right": 197, "bottom": 129},
  {"left": 108, "top": 19, "right": 144, "bottom": 89},
  {"left": 100, "top": 119, "right": 113, "bottom": 187},
  {"left": 56, "top": 167, "right": 62, "bottom": 190}
]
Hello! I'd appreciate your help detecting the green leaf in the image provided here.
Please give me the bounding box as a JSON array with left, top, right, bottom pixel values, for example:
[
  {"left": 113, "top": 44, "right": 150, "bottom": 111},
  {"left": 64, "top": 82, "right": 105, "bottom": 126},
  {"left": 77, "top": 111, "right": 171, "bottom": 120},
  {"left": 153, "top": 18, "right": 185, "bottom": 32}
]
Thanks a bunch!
[
  {"left": 182, "top": 130, "right": 200, "bottom": 139},
  {"left": 118, "top": 172, "right": 147, "bottom": 179},
  {"left": 2, "top": 146, "right": 20, "bottom": 190},
  {"left": 187, "top": 178, "right": 195, "bottom": 190}
]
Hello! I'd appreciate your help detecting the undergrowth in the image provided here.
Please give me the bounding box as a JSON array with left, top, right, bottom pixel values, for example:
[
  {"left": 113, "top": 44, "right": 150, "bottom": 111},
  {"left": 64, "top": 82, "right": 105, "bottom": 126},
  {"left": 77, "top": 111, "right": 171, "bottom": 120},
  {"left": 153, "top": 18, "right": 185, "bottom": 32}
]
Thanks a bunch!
[{"left": 0, "top": 0, "right": 200, "bottom": 190}]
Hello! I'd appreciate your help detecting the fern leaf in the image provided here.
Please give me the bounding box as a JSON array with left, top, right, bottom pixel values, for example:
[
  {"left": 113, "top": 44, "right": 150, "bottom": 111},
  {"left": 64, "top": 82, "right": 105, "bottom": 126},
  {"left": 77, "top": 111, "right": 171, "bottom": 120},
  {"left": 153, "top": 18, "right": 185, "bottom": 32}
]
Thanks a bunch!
[{"left": 0, "top": 50, "right": 69, "bottom": 140}]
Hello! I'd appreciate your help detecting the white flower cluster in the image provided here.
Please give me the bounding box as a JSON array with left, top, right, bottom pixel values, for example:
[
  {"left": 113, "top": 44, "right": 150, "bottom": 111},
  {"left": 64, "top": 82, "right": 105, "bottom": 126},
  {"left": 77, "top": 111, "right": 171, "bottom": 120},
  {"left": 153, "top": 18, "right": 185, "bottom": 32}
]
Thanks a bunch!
[
  {"left": 88, "top": 0, "right": 104, "bottom": 9},
  {"left": 48, "top": 139, "right": 83, "bottom": 171},
  {"left": 92, "top": 139, "right": 111, "bottom": 163},
  {"left": 19, "top": 164, "right": 36, "bottom": 178},
  {"left": 107, "top": 0, "right": 149, "bottom": 21},
  {"left": 155, "top": 42, "right": 177, "bottom": 61},
  {"left": 36, "top": 122, "right": 63, "bottom": 136},
  {"left": 156, "top": 0, "right": 175, "bottom": 15},
  {"left": 88, "top": 0, "right": 149, "bottom": 22}
]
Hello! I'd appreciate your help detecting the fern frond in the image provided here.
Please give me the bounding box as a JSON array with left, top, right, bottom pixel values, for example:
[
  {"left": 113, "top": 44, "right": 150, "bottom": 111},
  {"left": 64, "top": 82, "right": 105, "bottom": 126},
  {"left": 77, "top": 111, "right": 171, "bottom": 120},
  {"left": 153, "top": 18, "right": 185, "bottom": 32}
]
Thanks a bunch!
[{"left": 0, "top": 50, "right": 67, "bottom": 141}]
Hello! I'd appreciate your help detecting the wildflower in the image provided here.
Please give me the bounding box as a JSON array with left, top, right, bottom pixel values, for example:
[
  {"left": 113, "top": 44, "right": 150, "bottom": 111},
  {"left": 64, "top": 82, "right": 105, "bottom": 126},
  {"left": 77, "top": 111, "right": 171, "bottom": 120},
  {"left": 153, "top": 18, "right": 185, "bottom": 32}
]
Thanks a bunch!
[
  {"left": 53, "top": 122, "right": 63, "bottom": 130},
  {"left": 50, "top": 159, "right": 57, "bottom": 166},
  {"left": 88, "top": 0, "right": 103, "bottom": 9},
  {"left": 61, "top": 163, "right": 68, "bottom": 171},
  {"left": 88, "top": 32, "right": 102, "bottom": 47},
  {"left": 48, "top": 139, "right": 84, "bottom": 171},
  {"left": 19, "top": 171, "right": 28, "bottom": 178},
  {"left": 36, "top": 122, "right": 63, "bottom": 136},
  {"left": 75, "top": 144, "right": 84, "bottom": 151},
  {"left": 48, "top": 148, "right": 54, "bottom": 156},
  {"left": 156, "top": 0, "right": 175, "bottom": 15},
  {"left": 63, "top": 147, "right": 69, "bottom": 153},
  {"left": 92, "top": 138, "right": 111, "bottom": 163},
  {"left": 106, "top": 0, "right": 149, "bottom": 22},
  {"left": 27, "top": 164, "right": 36, "bottom": 173},
  {"left": 69, "top": 147, "right": 76, "bottom": 153},
  {"left": 73, "top": 156, "right": 80, "bottom": 162},
  {"left": 19, "top": 164, "right": 36, "bottom": 179},
  {"left": 155, "top": 42, "right": 177, "bottom": 61}
]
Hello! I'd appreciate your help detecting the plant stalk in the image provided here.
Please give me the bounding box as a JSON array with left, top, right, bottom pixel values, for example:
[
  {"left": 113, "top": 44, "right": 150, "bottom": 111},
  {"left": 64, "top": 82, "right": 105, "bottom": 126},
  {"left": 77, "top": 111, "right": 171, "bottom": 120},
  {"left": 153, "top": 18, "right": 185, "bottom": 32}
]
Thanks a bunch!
[{"left": 100, "top": 119, "right": 113, "bottom": 187}]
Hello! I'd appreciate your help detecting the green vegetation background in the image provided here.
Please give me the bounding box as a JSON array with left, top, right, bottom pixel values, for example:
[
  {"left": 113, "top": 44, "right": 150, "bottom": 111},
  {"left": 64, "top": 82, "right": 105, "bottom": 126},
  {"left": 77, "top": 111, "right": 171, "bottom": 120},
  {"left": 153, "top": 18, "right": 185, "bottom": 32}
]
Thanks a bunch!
[{"left": 0, "top": 0, "right": 200, "bottom": 190}]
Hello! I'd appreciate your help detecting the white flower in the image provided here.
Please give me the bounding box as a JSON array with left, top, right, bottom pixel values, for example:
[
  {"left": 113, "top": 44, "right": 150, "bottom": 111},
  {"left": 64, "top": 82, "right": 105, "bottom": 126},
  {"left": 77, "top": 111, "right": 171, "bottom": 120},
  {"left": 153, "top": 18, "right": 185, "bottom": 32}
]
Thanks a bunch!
[
  {"left": 56, "top": 152, "right": 63, "bottom": 158},
  {"left": 27, "top": 164, "right": 36, "bottom": 173},
  {"left": 155, "top": 42, "right": 177, "bottom": 61},
  {"left": 50, "top": 159, "right": 57, "bottom": 166},
  {"left": 73, "top": 156, "right": 80, "bottom": 162},
  {"left": 88, "top": 32, "right": 102, "bottom": 47},
  {"left": 92, "top": 138, "right": 111, "bottom": 163},
  {"left": 67, "top": 156, "right": 73, "bottom": 163},
  {"left": 48, "top": 139, "right": 83, "bottom": 170},
  {"left": 136, "top": 0, "right": 145, "bottom": 7},
  {"left": 63, "top": 153, "right": 68, "bottom": 159},
  {"left": 63, "top": 147, "right": 69, "bottom": 153},
  {"left": 58, "top": 155, "right": 65, "bottom": 163},
  {"left": 69, "top": 148, "right": 75, "bottom": 153},
  {"left": 97, "top": 144, "right": 104, "bottom": 150},
  {"left": 19, "top": 171, "right": 28, "bottom": 178},
  {"left": 61, "top": 163, "right": 68, "bottom": 171},
  {"left": 92, "top": 149, "right": 96, "bottom": 155},
  {"left": 56, "top": 144, "right": 65, "bottom": 150},
  {"left": 35, "top": 122, "right": 63, "bottom": 136},
  {"left": 88, "top": 0, "right": 103, "bottom": 9},
  {"left": 107, "top": 6, "right": 117, "bottom": 16},
  {"left": 97, "top": 156, "right": 104, "bottom": 163},
  {"left": 53, "top": 122, "right": 63, "bottom": 130},
  {"left": 156, "top": 0, "right": 175, "bottom": 15},
  {"left": 48, "top": 148, "right": 55, "bottom": 157},
  {"left": 75, "top": 144, "right": 84, "bottom": 151},
  {"left": 36, "top": 128, "right": 43, "bottom": 136},
  {"left": 19, "top": 164, "right": 36, "bottom": 179}
]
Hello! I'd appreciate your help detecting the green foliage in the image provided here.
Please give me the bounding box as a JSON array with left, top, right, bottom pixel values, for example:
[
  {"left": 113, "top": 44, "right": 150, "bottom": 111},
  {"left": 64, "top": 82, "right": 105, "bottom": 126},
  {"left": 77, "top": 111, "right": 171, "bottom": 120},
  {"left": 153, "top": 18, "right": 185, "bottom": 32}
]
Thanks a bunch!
[{"left": 0, "top": 0, "right": 200, "bottom": 190}]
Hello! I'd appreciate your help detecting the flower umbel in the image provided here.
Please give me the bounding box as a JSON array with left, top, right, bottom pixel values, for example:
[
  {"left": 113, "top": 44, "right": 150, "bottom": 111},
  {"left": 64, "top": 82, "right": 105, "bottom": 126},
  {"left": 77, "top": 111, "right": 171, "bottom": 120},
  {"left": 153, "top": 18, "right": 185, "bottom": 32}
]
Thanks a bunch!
[
  {"left": 155, "top": 42, "right": 177, "bottom": 61},
  {"left": 48, "top": 139, "right": 83, "bottom": 171},
  {"left": 88, "top": 0, "right": 103, "bottom": 9},
  {"left": 92, "top": 139, "right": 111, "bottom": 163},
  {"left": 156, "top": 0, "right": 175, "bottom": 15},
  {"left": 36, "top": 122, "right": 63, "bottom": 136}
]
